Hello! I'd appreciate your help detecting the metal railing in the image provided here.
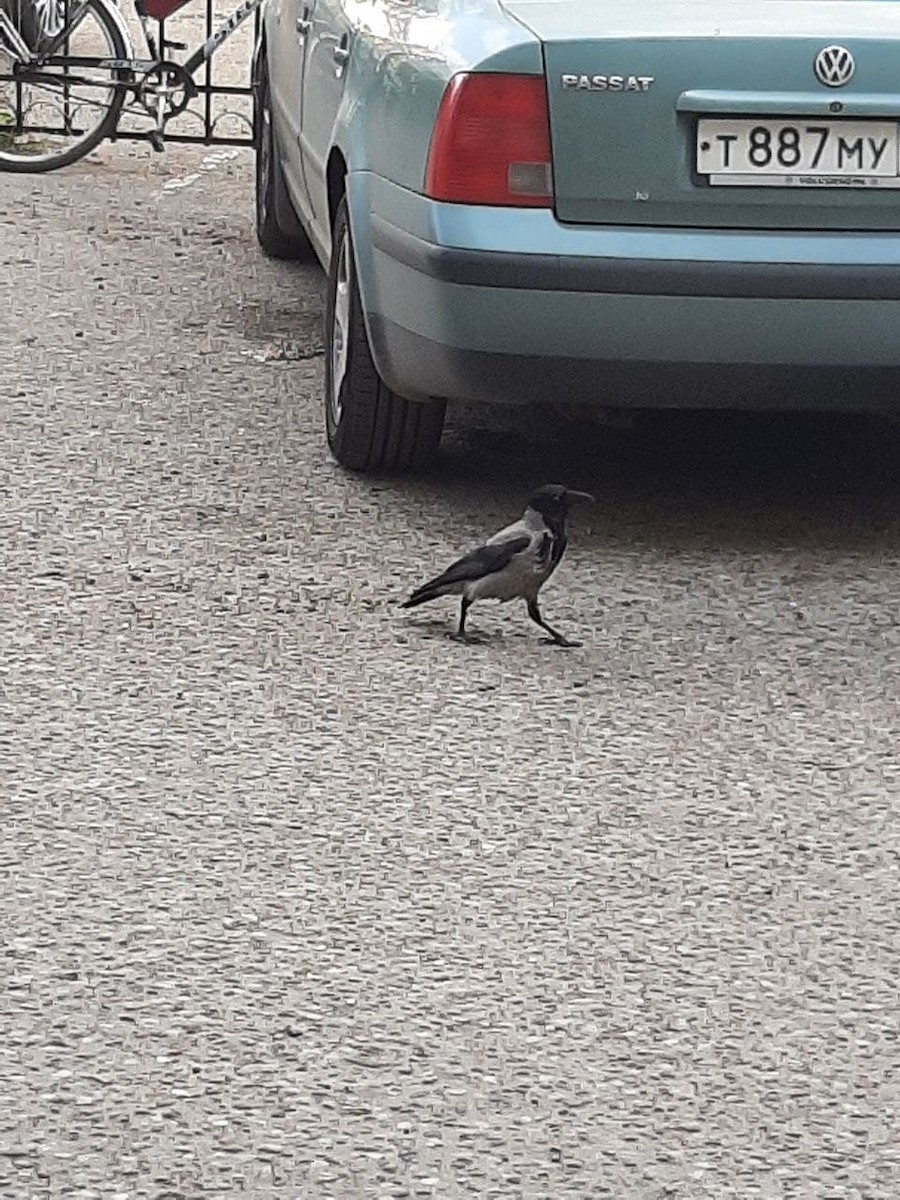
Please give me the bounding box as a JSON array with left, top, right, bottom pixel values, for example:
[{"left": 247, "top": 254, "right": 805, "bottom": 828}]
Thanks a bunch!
[{"left": 117, "top": 0, "right": 258, "bottom": 146}]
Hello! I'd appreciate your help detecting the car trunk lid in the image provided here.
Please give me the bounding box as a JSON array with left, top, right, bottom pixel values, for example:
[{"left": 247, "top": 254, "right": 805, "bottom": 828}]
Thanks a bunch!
[{"left": 500, "top": 0, "right": 900, "bottom": 229}]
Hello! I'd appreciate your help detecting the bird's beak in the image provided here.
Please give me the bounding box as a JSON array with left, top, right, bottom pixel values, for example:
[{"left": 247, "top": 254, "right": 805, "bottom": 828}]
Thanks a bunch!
[{"left": 567, "top": 490, "right": 596, "bottom": 504}]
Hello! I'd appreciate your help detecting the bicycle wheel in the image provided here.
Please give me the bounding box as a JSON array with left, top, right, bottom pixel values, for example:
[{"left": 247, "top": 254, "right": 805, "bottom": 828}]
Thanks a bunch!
[{"left": 0, "top": 0, "right": 129, "bottom": 172}]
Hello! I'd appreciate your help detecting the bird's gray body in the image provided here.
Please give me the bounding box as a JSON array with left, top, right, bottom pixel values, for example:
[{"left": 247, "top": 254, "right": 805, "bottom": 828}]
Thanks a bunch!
[
  {"left": 460, "top": 509, "right": 560, "bottom": 603},
  {"left": 401, "top": 484, "right": 592, "bottom": 647}
]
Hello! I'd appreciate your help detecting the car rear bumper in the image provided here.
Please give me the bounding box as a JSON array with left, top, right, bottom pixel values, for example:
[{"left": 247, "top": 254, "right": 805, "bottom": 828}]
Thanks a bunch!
[
  {"left": 363, "top": 318, "right": 900, "bottom": 411},
  {"left": 369, "top": 211, "right": 900, "bottom": 302},
  {"left": 347, "top": 172, "right": 900, "bottom": 409}
]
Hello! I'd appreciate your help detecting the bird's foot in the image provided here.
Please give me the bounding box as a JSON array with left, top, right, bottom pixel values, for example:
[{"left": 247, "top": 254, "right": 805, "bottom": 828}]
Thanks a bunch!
[
  {"left": 451, "top": 630, "right": 489, "bottom": 645},
  {"left": 541, "top": 636, "right": 582, "bottom": 649}
]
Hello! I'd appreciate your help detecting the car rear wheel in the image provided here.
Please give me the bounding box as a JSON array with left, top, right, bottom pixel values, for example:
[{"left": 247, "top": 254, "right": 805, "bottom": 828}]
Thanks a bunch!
[
  {"left": 254, "top": 60, "right": 312, "bottom": 261},
  {"left": 325, "top": 198, "right": 446, "bottom": 473}
]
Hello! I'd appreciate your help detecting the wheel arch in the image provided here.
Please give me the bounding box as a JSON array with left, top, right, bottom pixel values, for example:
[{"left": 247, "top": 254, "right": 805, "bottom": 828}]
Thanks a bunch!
[
  {"left": 338, "top": 171, "right": 432, "bottom": 405},
  {"left": 326, "top": 147, "right": 348, "bottom": 234},
  {"left": 337, "top": 168, "right": 393, "bottom": 396}
]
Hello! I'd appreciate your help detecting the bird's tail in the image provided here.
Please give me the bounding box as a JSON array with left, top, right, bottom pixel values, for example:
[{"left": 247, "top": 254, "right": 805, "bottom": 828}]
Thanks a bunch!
[
  {"left": 400, "top": 572, "right": 456, "bottom": 608},
  {"left": 400, "top": 584, "right": 442, "bottom": 609}
]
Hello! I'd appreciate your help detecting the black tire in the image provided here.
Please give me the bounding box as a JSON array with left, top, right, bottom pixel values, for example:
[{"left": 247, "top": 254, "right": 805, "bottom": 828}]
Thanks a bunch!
[
  {"left": 325, "top": 198, "right": 446, "bottom": 473},
  {"left": 0, "top": 0, "right": 128, "bottom": 173},
  {"left": 254, "top": 58, "right": 312, "bottom": 261}
]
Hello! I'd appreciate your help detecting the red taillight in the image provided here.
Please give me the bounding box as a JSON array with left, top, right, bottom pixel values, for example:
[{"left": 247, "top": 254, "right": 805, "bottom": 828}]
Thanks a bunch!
[{"left": 425, "top": 73, "right": 553, "bottom": 207}]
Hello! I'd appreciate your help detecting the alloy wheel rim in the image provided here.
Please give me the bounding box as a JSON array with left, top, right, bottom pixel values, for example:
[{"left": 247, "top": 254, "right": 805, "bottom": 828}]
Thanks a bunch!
[
  {"left": 257, "top": 101, "right": 271, "bottom": 225},
  {"left": 330, "top": 232, "right": 350, "bottom": 426}
]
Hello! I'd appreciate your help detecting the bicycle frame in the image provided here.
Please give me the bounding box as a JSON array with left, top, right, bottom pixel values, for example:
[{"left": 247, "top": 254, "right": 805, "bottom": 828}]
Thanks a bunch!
[{"left": 133, "top": 0, "right": 262, "bottom": 81}]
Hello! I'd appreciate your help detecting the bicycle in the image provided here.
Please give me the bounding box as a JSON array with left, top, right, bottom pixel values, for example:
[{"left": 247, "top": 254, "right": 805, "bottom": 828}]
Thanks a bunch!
[{"left": 0, "top": 0, "right": 260, "bottom": 171}]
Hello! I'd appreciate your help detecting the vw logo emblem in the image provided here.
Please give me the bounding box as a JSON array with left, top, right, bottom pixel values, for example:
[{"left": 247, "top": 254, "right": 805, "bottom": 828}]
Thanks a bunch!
[{"left": 814, "top": 45, "right": 855, "bottom": 88}]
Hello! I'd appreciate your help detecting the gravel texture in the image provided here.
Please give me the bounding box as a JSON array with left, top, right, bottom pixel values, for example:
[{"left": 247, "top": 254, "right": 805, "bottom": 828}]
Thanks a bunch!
[{"left": 2, "top": 137, "right": 900, "bottom": 1199}]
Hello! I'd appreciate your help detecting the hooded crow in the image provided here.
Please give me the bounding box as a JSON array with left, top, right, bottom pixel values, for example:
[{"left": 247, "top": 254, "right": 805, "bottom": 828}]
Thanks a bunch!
[{"left": 401, "top": 484, "right": 595, "bottom": 647}]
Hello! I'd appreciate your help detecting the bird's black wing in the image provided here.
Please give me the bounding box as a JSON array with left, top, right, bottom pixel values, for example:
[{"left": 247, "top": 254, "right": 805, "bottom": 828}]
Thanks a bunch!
[{"left": 411, "top": 534, "right": 531, "bottom": 598}]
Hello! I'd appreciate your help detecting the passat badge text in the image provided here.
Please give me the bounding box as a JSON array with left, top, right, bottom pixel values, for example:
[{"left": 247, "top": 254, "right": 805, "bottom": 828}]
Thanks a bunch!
[{"left": 561, "top": 73, "right": 654, "bottom": 93}]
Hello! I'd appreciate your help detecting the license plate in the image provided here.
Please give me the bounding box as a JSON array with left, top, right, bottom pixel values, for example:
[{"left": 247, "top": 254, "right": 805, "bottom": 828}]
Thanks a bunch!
[{"left": 696, "top": 118, "right": 900, "bottom": 188}]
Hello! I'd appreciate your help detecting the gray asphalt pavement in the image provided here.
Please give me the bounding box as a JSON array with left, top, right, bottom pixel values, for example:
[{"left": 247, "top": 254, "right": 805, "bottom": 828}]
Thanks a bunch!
[{"left": 2, "top": 144, "right": 900, "bottom": 1199}]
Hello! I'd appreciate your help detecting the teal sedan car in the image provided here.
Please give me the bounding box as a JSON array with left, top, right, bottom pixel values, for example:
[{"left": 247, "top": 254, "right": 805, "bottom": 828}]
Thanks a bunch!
[{"left": 253, "top": 0, "right": 900, "bottom": 473}]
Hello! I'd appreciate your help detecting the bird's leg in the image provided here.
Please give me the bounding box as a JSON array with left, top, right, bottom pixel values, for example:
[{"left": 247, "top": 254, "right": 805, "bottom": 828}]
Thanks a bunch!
[
  {"left": 452, "top": 597, "right": 472, "bottom": 643},
  {"left": 526, "top": 599, "right": 581, "bottom": 649}
]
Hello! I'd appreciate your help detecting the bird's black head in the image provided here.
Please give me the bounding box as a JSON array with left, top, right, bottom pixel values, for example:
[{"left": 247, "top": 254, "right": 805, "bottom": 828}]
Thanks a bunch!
[{"left": 527, "top": 484, "right": 596, "bottom": 519}]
